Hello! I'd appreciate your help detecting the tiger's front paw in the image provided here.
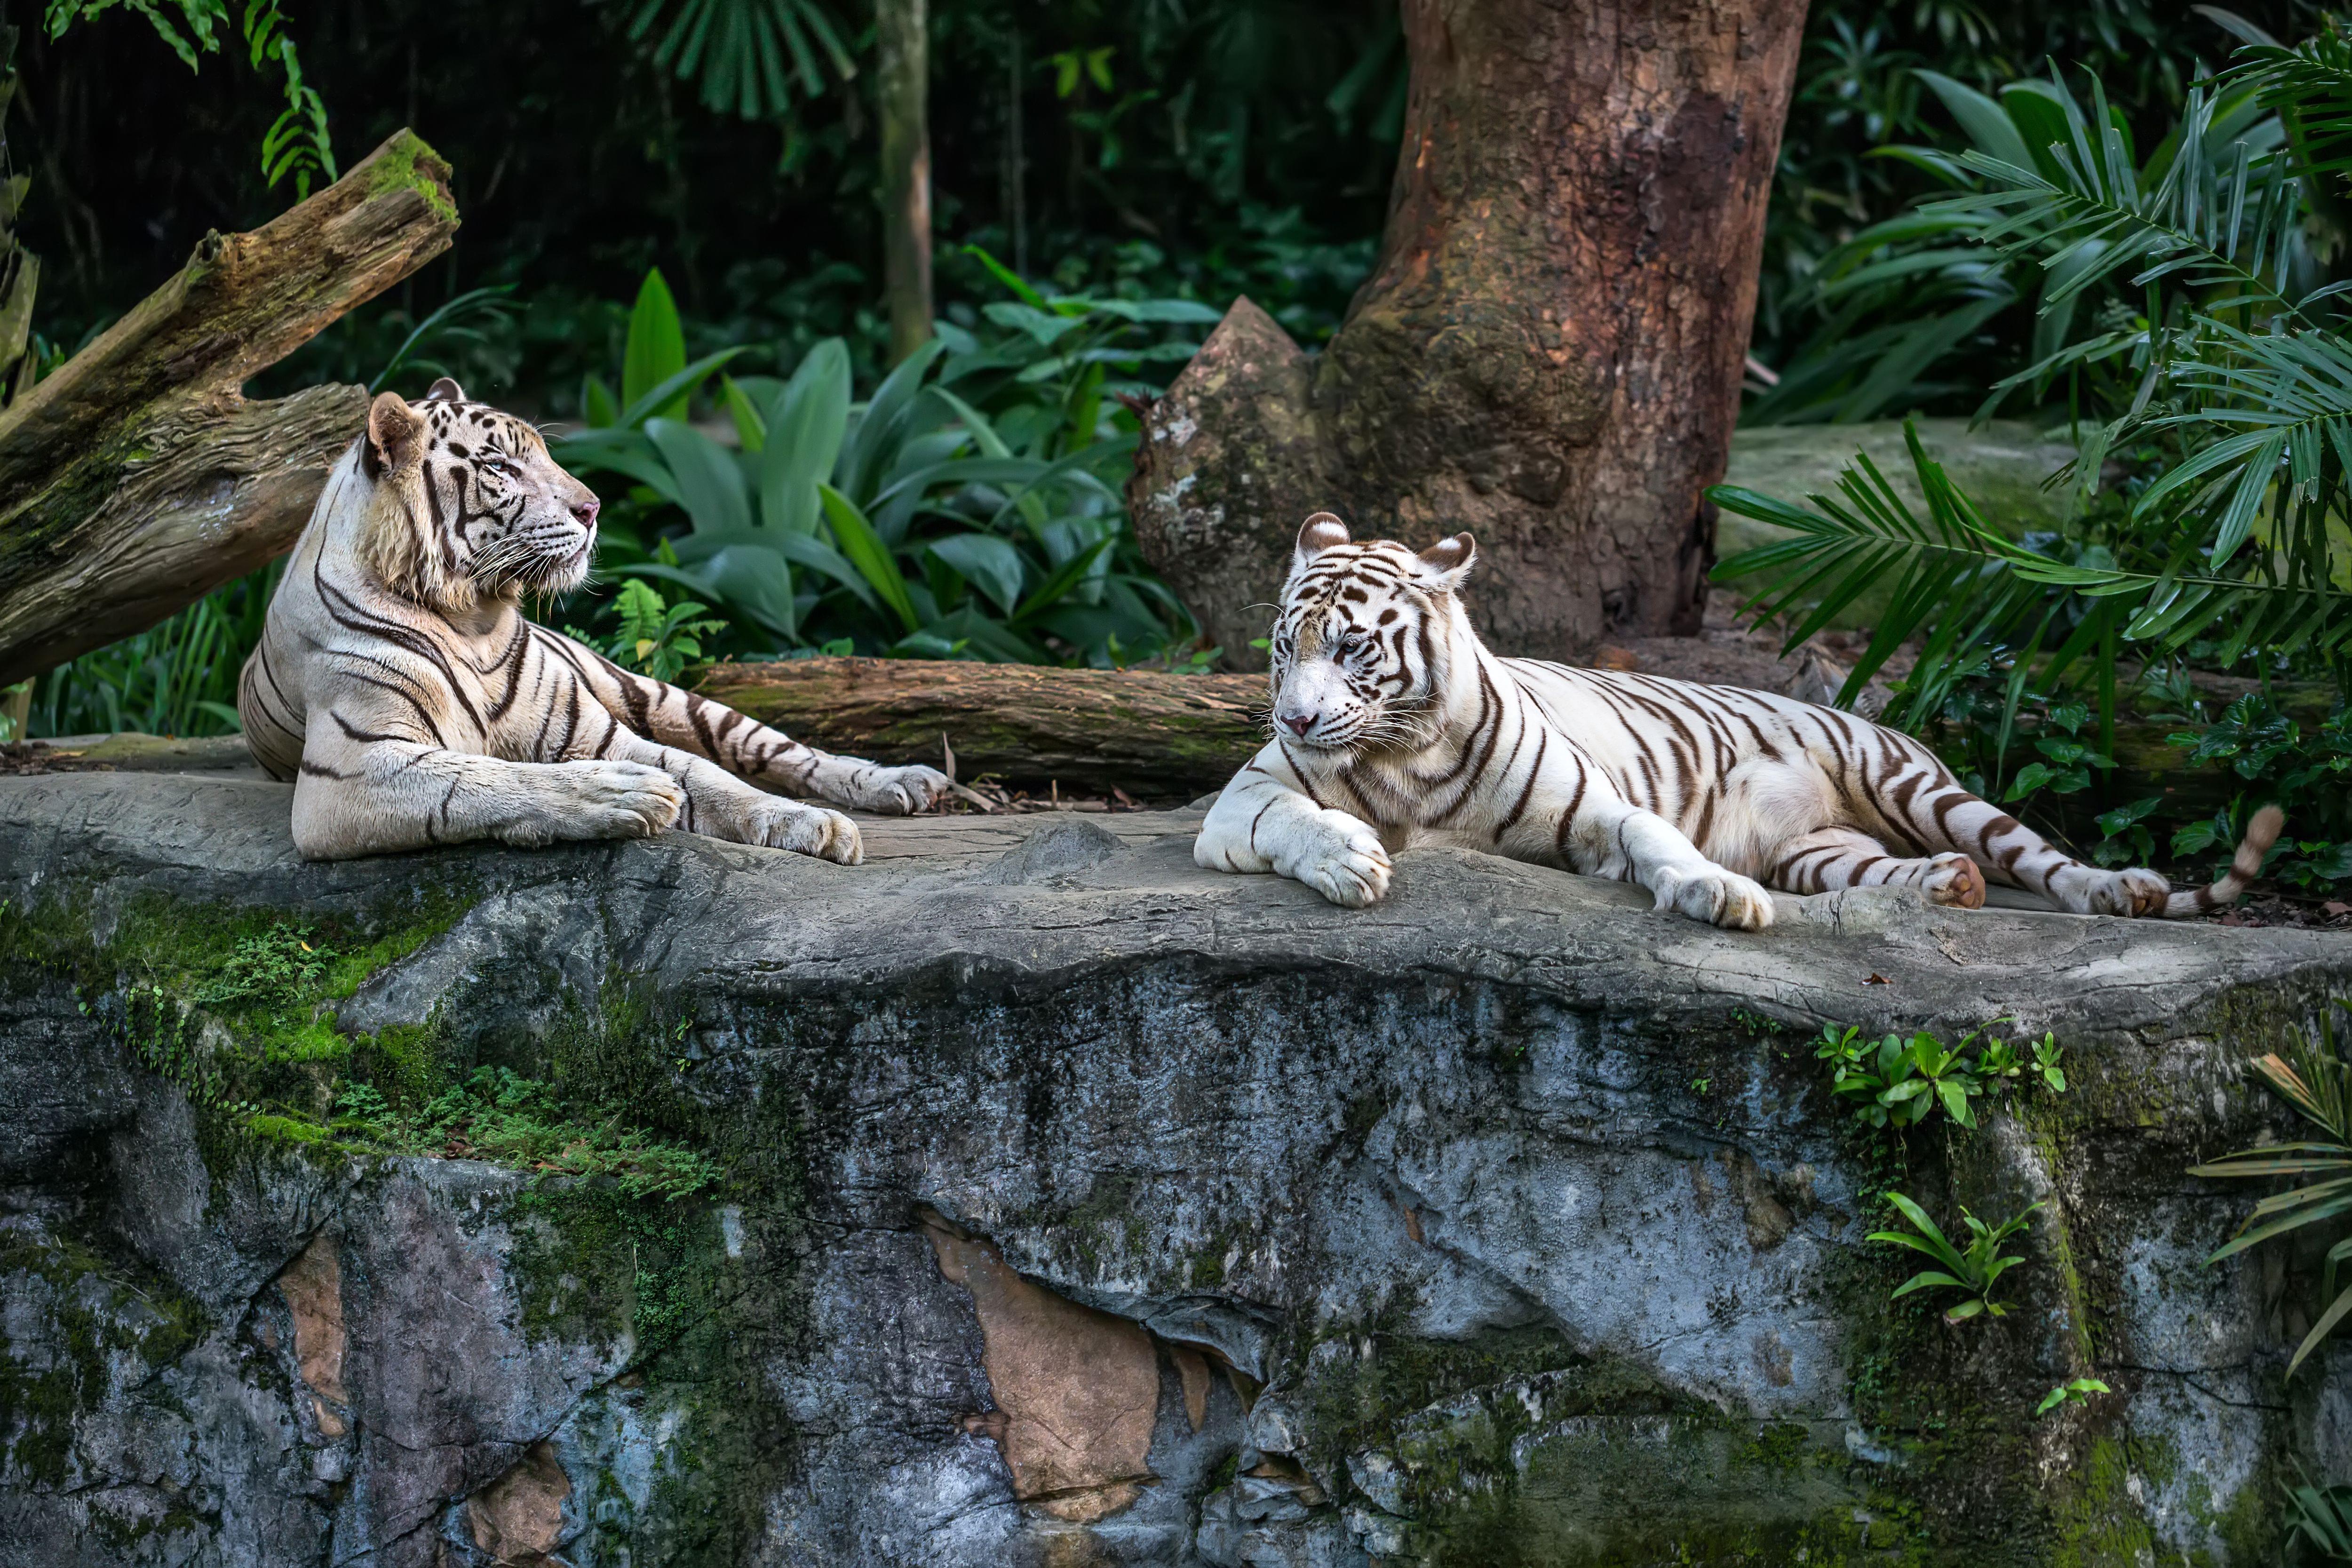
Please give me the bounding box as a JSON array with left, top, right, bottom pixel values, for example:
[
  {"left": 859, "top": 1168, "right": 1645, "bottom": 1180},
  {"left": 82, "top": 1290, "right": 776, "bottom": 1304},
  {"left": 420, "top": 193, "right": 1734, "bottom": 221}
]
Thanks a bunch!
[
  {"left": 559, "top": 760, "right": 684, "bottom": 840},
  {"left": 1653, "top": 865, "right": 1776, "bottom": 931},
  {"left": 746, "top": 799, "right": 864, "bottom": 864},
  {"left": 1282, "top": 810, "right": 1393, "bottom": 908},
  {"left": 839, "top": 764, "right": 951, "bottom": 815}
]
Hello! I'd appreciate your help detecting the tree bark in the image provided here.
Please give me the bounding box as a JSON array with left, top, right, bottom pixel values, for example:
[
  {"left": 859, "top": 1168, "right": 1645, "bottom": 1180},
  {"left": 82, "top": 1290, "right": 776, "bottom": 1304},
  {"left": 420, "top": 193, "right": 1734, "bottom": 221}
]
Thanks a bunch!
[
  {"left": 1130, "top": 0, "right": 1809, "bottom": 669},
  {"left": 877, "top": 0, "right": 934, "bottom": 364},
  {"left": 695, "top": 657, "right": 1263, "bottom": 796},
  {"left": 0, "top": 130, "right": 457, "bottom": 687}
]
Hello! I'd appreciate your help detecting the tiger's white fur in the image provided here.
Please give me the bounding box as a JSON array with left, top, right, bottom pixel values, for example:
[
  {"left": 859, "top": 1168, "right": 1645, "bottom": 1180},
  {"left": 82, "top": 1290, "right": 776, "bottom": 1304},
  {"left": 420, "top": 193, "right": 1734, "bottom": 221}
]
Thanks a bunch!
[
  {"left": 1197, "top": 514, "right": 2282, "bottom": 928},
  {"left": 238, "top": 379, "right": 949, "bottom": 862}
]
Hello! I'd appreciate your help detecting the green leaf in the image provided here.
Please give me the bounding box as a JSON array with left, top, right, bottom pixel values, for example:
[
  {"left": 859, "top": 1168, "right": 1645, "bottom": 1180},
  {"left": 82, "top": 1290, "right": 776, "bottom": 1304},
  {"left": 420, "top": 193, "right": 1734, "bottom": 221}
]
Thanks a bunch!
[
  {"left": 760, "top": 339, "right": 852, "bottom": 536},
  {"left": 1915, "top": 69, "right": 2039, "bottom": 172},
  {"left": 819, "top": 485, "right": 920, "bottom": 634},
  {"left": 926, "top": 533, "right": 1028, "bottom": 614},
  {"left": 642, "top": 419, "right": 753, "bottom": 537},
  {"left": 617, "top": 349, "right": 744, "bottom": 433},
  {"left": 623, "top": 269, "right": 689, "bottom": 419}
]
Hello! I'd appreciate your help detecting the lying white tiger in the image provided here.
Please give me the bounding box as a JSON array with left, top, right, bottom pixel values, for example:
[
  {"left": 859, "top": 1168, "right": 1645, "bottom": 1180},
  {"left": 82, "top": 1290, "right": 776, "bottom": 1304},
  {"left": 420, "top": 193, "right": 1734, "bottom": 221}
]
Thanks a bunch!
[
  {"left": 238, "top": 379, "right": 948, "bottom": 862},
  {"left": 1197, "top": 514, "right": 2280, "bottom": 929}
]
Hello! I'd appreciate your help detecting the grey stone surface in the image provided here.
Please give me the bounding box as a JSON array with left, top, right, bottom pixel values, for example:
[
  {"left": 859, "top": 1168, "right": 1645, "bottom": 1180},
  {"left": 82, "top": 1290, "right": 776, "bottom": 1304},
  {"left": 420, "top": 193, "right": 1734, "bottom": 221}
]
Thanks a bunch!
[{"left": 2, "top": 769, "right": 2350, "bottom": 1565}]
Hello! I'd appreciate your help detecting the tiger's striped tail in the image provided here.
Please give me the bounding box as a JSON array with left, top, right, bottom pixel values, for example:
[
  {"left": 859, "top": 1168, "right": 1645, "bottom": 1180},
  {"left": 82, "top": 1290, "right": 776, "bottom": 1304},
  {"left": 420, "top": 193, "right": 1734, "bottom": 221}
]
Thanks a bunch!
[{"left": 2163, "top": 805, "right": 2284, "bottom": 916}]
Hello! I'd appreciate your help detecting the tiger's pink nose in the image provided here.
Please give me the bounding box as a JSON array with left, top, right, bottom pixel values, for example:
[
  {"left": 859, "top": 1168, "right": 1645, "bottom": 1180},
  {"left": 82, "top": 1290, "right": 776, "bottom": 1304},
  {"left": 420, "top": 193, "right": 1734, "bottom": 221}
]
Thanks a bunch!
[
  {"left": 1280, "top": 711, "right": 1316, "bottom": 737},
  {"left": 571, "top": 495, "right": 600, "bottom": 526}
]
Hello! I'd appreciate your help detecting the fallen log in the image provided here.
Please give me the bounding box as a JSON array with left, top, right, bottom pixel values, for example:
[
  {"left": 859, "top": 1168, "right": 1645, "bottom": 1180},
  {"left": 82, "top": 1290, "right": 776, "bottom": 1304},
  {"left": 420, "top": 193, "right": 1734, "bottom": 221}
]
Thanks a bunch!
[
  {"left": 0, "top": 130, "right": 458, "bottom": 687},
  {"left": 693, "top": 657, "right": 1267, "bottom": 797}
]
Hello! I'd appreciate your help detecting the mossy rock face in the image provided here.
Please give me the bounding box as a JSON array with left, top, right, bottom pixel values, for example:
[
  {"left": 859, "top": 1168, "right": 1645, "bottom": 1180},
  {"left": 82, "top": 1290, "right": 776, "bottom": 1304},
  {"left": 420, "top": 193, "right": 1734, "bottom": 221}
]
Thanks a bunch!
[{"left": 4, "top": 768, "right": 2352, "bottom": 1566}]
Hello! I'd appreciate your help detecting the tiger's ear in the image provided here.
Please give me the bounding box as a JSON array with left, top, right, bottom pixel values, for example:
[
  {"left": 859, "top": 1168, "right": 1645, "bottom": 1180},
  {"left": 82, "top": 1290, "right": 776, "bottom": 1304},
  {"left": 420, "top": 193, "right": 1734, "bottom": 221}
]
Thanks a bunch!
[
  {"left": 424, "top": 376, "right": 468, "bottom": 404},
  {"left": 1293, "top": 511, "right": 1351, "bottom": 573},
  {"left": 1414, "top": 531, "right": 1477, "bottom": 590},
  {"left": 363, "top": 392, "right": 426, "bottom": 479}
]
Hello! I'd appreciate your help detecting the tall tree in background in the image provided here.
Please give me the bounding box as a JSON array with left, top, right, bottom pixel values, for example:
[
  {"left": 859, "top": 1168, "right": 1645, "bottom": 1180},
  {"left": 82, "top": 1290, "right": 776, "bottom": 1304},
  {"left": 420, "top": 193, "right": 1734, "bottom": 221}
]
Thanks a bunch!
[
  {"left": 1130, "top": 0, "right": 1810, "bottom": 666},
  {"left": 877, "top": 0, "right": 932, "bottom": 362}
]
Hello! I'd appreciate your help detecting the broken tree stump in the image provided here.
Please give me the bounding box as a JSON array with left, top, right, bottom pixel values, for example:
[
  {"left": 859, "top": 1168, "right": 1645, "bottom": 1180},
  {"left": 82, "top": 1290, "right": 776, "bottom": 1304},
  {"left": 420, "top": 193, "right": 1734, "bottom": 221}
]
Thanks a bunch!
[{"left": 0, "top": 130, "right": 458, "bottom": 687}]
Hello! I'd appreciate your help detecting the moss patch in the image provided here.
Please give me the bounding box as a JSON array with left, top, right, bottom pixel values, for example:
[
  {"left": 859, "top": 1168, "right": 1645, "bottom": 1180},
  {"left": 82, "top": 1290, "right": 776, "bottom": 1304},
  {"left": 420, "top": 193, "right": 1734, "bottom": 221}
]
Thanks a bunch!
[{"left": 360, "top": 130, "right": 457, "bottom": 223}]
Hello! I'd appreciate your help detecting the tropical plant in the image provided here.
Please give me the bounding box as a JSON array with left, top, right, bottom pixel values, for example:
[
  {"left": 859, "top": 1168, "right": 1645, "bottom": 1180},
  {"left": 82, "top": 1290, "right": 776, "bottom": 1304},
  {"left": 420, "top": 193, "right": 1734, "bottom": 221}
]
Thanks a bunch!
[
  {"left": 621, "top": 0, "right": 856, "bottom": 120},
  {"left": 1751, "top": 59, "right": 2301, "bottom": 427},
  {"left": 2165, "top": 695, "right": 2352, "bottom": 889},
  {"left": 2034, "top": 1375, "right": 2112, "bottom": 1415},
  {"left": 1815, "top": 1019, "right": 2064, "bottom": 1130},
  {"left": 566, "top": 579, "right": 727, "bottom": 685},
  {"left": 555, "top": 257, "right": 1213, "bottom": 666},
  {"left": 2284, "top": 1465, "right": 2352, "bottom": 1563},
  {"left": 1871, "top": 1191, "right": 2042, "bottom": 1322},
  {"left": 1716, "top": 39, "right": 2352, "bottom": 753},
  {"left": 46, "top": 0, "right": 334, "bottom": 195},
  {"left": 2191, "top": 1000, "right": 2352, "bottom": 1377},
  {"left": 25, "top": 561, "right": 279, "bottom": 739}
]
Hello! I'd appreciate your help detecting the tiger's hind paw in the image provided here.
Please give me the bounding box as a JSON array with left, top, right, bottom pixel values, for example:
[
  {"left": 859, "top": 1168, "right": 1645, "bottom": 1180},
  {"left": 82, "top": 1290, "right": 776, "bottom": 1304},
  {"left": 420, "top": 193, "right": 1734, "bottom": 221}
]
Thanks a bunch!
[
  {"left": 839, "top": 764, "right": 951, "bottom": 815},
  {"left": 1923, "top": 853, "right": 1986, "bottom": 909},
  {"left": 2087, "top": 866, "right": 2171, "bottom": 918}
]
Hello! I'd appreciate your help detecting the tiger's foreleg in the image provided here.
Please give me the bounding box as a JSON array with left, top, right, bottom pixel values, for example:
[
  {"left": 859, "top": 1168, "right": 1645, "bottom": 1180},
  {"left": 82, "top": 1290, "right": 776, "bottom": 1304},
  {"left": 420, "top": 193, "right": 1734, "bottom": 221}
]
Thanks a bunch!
[
  {"left": 1557, "top": 787, "right": 1777, "bottom": 931},
  {"left": 289, "top": 725, "right": 683, "bottom": 861},
  {"left": 1763, "top": 826, "right": 1987, "bottom": 909},
  {"left": 602, "top": 732, "right": 862, "bottom": 864},
  {"left": 1196, "top": 743, "right": 1393, "bottom": 907},
  {"left": 556, "top": 633, "right": 949, "bottom": 813}
]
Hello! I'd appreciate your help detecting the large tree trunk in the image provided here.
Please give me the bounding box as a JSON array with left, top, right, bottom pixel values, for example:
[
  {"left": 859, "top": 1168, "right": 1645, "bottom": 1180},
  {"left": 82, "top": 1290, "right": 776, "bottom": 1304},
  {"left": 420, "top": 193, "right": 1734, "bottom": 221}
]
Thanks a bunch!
[
  {"left": 877, "top": 0, "right": 934, "bottom": 364},
  {"left": 1130, "top": 0, "right": 1808, "bottom": 668},
  {"left": 0, "top": 131, "right": 457, "bottom": 688}
]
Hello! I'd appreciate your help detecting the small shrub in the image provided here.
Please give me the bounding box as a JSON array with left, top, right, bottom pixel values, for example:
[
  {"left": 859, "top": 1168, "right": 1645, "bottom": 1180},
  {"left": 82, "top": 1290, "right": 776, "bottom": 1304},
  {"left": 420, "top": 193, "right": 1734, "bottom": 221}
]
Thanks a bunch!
[{"left": 1870, "top": 1192, "right": 2041, "bottom": 1324}]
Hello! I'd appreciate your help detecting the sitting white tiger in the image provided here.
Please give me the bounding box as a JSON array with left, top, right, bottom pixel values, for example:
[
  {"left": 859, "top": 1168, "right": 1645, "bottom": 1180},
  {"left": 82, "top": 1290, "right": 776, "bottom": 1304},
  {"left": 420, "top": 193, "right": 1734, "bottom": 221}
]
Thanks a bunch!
[
  {"left": 1197, "top": 513, "right": 2280, "bottom": 929},
  {"left": 238, "top": 379, "right": 948, "bottom": 862}
]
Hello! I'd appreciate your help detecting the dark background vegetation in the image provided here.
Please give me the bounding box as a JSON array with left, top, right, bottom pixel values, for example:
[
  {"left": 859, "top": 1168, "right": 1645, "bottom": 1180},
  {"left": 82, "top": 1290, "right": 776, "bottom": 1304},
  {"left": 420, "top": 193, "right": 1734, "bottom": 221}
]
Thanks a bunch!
[{"left": 16, "top": 0, "right": 2305, "bottom": 410}]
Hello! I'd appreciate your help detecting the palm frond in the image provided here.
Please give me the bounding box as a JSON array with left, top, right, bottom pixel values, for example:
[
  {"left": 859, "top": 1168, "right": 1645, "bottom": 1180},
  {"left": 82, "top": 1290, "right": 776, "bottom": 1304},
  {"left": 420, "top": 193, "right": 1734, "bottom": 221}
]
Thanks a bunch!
[{"left": 1710, "top": 417, "right": 2352, "bottom": 727}]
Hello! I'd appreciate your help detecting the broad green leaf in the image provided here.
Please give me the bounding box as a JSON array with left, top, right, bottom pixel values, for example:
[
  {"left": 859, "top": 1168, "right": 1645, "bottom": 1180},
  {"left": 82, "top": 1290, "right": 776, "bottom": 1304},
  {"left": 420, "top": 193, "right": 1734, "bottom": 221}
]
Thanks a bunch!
[
  {"left": 643, "top": 419, "right": 754, "bottom": 537},
  {"left": 761, "top": 339, "right": 852, "bottom": 536},
  {"left": 617, "top": 349, "right": 744, "bottom": 431},
  {"left": 623, "top": 269, "right": 689, "bottom": 419},
  {"left": 926, "top": 533, "right": 1028, "bottom": 614},
  {"left": 1915, "top": 70, "right": 2037, "bottom": 173},
  {"left": 819, "top": 485, "right": 920, "bottom": 634}
]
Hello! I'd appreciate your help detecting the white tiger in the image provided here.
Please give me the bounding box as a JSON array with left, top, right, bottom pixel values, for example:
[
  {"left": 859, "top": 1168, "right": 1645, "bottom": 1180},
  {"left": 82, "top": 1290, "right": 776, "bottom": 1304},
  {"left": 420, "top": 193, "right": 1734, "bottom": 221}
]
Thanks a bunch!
[
  {"left": 1197, "top": 514, "right": 2281, "bottom": 928},
  {"left": 238, "top": 380, "right": 949, "bottom": 862}
]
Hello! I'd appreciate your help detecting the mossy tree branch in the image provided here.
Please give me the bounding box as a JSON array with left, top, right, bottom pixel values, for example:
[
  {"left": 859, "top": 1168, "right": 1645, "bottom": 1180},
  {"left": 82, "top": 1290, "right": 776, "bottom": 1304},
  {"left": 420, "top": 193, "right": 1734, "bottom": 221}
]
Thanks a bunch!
[{"left": 0, "top": 129, "right": 458, "bottom": 687}]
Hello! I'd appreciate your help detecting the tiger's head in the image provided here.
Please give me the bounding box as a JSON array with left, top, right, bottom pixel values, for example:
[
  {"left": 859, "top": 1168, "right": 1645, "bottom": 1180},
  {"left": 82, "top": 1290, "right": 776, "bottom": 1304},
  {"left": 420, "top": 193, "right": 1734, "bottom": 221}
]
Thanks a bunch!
[
  {"left": 357, "top": 378, "right": 601, "bottom": 613},
  {"left": 1267, "top": 512, "right": 1477, "bottom": 753}
]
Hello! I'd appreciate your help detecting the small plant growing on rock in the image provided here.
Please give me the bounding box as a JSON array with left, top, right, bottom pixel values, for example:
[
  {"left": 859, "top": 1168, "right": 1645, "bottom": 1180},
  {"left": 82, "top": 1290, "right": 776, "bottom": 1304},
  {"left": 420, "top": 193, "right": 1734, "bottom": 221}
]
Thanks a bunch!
[
  {"left": 2282, "top": 1464, "right": 2352, "bottom": 1563},
  {"left": 2034, "top": 1376, "right": 2111, "bottom": 1417},
  {"left": 2192, "top": 1000, "right": 2352, "bottom": 1377},
  {"left": 1817, "top": 1021, "right": 2065, "bottom": 1130},
  {"left": 1870, "top": 1193, "right": 2041, "bottom": 1323}
]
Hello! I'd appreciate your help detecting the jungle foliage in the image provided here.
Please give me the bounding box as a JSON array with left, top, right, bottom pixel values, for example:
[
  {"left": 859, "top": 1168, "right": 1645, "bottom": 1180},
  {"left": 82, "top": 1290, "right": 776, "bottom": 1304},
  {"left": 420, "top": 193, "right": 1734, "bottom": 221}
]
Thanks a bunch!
[{"left": 1717, "top": 15, "right": 2352, "bottom": 894}]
